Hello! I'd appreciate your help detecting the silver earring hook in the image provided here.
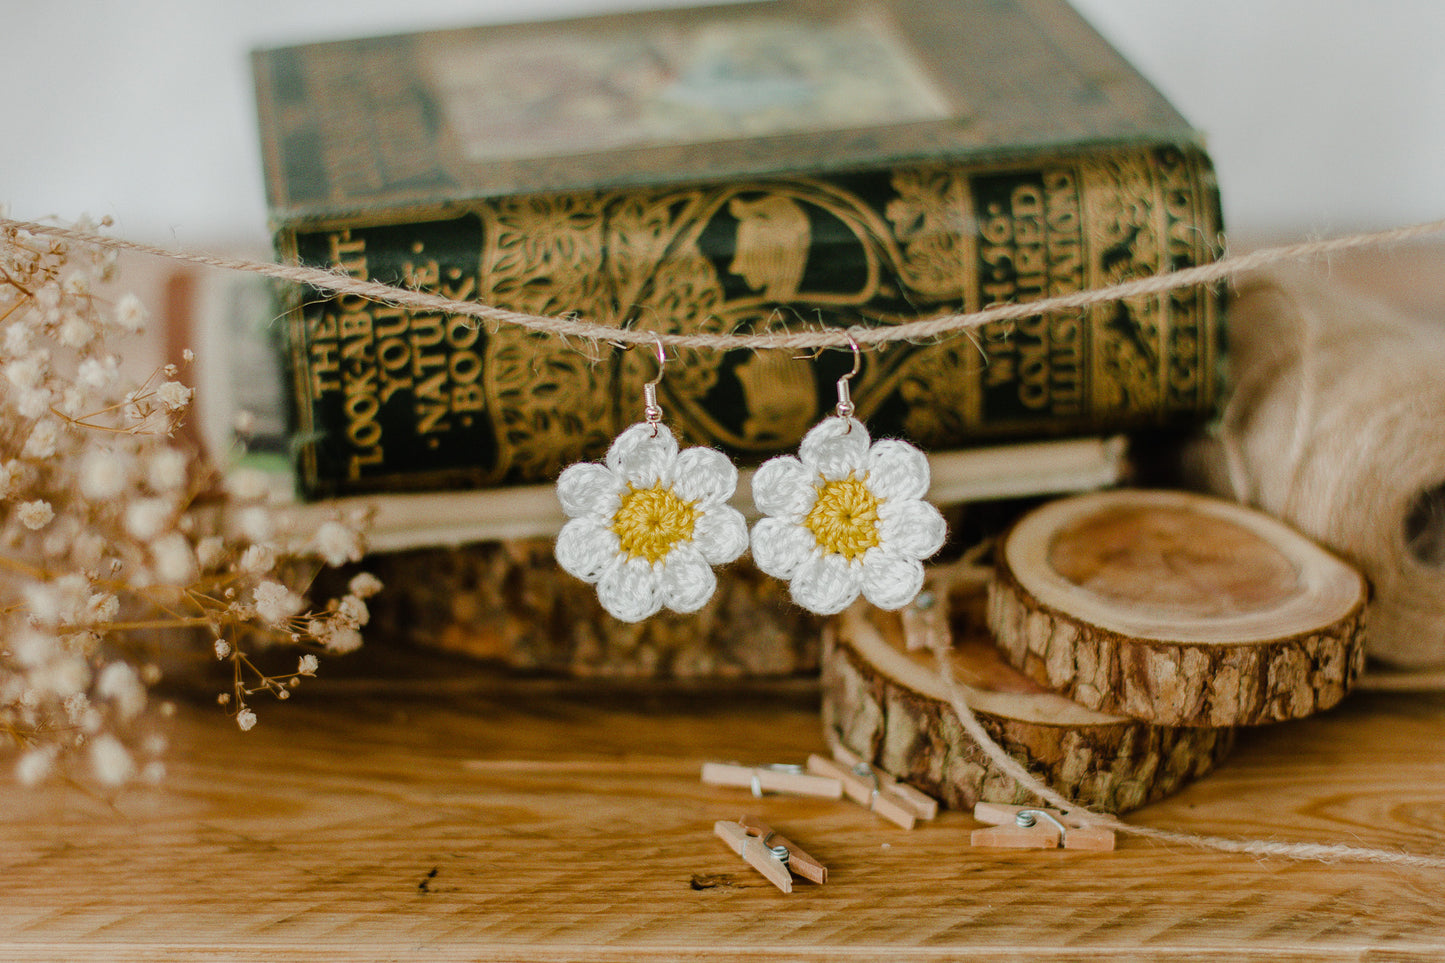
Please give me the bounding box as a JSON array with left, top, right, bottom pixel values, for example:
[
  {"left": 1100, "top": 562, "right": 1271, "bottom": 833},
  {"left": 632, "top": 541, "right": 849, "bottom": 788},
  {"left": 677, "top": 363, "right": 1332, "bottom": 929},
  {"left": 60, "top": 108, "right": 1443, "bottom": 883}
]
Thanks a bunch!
[
  {"left": 835, "top": 331, "right": 861, "bottom": 426},
  {"left": 643, "top": 337, "right": 666, "bottom": 434}
]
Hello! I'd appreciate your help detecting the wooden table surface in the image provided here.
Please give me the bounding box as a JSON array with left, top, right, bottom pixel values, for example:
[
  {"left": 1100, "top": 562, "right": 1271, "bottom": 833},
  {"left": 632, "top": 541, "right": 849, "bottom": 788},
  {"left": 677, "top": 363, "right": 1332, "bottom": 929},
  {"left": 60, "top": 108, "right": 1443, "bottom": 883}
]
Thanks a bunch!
[{"left": 1, "top": 645, "right": 1442, "bottom": 962}]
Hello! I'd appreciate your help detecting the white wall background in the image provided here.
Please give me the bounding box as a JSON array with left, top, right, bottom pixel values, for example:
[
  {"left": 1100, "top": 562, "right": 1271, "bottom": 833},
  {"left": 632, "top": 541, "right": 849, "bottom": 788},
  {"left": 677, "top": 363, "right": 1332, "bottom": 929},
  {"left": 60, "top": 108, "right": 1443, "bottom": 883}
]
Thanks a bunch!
[{"left": 4, "top": 0, "right": 1443, "bottom": 247}]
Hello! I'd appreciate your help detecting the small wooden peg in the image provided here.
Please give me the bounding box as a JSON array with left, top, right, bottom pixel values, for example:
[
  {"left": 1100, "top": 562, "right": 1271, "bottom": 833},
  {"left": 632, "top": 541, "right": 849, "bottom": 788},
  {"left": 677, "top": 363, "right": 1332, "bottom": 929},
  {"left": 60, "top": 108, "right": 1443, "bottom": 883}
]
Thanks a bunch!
[
  {"left": 739, "top": 816, "right": 827, "bottom": 885},
  {"left": 970, "top": 802, "right": 1116, "bottom": 851},
  {"left": 806, "top": 754, "right": 922, "bottom": 830},
  {"left": 881, "top": 780, "right": 938, "bottom": 821},
  {"left": 899, "top": 585, "right": 953, "bottom": 653},
  {"left": 714, "top": 818, "right": 827, "bottom": 893},
  {"left": 715, "top": 820, "right": 793, "bottom": 892},
  {"left": 828, "top": 743, "right": 939, "bottom": 821},
  {"left": 701, "top": 761, "right": 843, "bottom": 799}
]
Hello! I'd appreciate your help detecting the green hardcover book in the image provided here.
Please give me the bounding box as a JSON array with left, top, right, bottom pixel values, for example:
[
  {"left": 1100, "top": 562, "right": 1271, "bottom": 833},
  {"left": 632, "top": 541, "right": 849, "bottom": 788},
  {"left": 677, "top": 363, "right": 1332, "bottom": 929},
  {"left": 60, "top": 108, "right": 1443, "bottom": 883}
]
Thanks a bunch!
[{"left": 253, "top": 0, "right": 1224, "bottom": 498}]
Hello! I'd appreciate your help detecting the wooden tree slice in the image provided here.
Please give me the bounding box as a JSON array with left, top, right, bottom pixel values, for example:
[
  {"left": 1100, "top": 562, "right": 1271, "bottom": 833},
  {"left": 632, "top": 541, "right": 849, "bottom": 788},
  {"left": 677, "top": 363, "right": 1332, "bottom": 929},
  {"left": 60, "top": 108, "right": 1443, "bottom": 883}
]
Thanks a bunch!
[
  {"left": 989, "top": 489, "right": 1369, "bottom": 727},
  {"left": 822, "top": 568, "right": 1235, "bottom": 814}
]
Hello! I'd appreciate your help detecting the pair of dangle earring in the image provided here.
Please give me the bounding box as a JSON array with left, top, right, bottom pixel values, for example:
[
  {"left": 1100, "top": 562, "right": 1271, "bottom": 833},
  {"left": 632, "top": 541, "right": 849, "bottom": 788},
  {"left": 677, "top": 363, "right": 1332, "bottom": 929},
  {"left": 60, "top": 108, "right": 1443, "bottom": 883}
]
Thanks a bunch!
[
  {"left": 554, "top": 340, "right": 749, "bottom": 622},
  {"left": 749, "top": 337, "right": 946, "bottom": 616},
  {"left": 554, "top": 337, "right": 945, "bottom": 622}
]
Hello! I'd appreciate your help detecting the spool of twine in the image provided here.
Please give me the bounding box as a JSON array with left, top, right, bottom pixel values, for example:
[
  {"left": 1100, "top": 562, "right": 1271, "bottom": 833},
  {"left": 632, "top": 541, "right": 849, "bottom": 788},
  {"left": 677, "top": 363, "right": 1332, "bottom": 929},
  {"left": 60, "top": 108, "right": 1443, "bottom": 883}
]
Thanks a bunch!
[{"left": 1198, "top": 267, "right": 1445, "bottom": 668}]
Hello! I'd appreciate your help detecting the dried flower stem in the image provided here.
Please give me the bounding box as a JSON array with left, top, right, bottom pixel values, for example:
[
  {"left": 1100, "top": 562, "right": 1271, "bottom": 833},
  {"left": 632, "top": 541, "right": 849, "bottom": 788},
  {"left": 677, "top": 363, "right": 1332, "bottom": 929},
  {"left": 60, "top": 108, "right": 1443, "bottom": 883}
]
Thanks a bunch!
[{"left": 0, "top": 216, "right": 381, "bottom": 785}]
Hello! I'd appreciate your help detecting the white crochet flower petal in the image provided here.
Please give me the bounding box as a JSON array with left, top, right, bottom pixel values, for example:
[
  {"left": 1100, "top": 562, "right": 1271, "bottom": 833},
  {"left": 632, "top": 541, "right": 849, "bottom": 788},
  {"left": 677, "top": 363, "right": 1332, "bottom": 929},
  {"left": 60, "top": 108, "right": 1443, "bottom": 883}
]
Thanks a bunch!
[
  {"left": 751, "top": 454, "right": 817, "bottom": 519},
  {"left": 692, "top": 504, "right": 749, "bottom": 565},
  {"left": 659, "top": 542, "right": 716, "bottom": 613},
  {"left": 861, "top": 549, "right": 926, "bottom": 610},
  {"left": 597, "top": 555, "right": 665, "bottom": 623},
  {"left": 671, "top": 445, "right": 738, "bottom": 507},
  {"left": 798, "top": 416, "right": 870, "bottom": 480},
  {"left": 750, "top": 516, "right": 816, "bottom": 580},
  {"left": 877, "top": 498, "right": 947, "bottom": 561},
  {"left": 865, "top": 439, "right": 930, "bottom": 502},
  {"left": 556, "top": 462, "right": 621, "bottom": 519},
  {"left": 789, "top": 552, "right": 863, "bottom": 615},
  {"left": 605, "top": 422, "right": 679, "bottom": 488},
  {"left": 554, "top": 517, "right": 622, "bottom": 584}
]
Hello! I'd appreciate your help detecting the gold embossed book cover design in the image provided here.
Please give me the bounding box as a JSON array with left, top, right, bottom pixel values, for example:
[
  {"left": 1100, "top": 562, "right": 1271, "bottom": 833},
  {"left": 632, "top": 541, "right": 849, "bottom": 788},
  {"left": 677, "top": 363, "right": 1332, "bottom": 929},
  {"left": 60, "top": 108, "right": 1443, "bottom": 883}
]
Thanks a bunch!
[{"left": 254, "top": 0, "right": 1223, "bottom": 496}]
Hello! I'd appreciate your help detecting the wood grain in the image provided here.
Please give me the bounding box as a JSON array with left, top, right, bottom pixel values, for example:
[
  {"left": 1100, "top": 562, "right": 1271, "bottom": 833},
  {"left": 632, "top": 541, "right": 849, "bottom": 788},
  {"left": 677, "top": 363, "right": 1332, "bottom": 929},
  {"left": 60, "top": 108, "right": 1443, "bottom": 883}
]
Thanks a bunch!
[
  {"left": 990, "top": 490, "right": 1369, "bottom": 726},
  {"left": 0, "top": 643, "right": 1442, "bottom": 961},
  {"left": 822, "top": 587, "right": 1234, "bottom": 814}
]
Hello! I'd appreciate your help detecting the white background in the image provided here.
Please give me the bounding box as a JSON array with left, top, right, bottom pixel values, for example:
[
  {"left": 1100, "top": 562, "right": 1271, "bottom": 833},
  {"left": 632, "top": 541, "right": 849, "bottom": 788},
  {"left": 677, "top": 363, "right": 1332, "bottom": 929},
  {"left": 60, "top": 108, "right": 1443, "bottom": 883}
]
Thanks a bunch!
[{"left": 4, "top": 0, "right": 1443, "bottom": 247}]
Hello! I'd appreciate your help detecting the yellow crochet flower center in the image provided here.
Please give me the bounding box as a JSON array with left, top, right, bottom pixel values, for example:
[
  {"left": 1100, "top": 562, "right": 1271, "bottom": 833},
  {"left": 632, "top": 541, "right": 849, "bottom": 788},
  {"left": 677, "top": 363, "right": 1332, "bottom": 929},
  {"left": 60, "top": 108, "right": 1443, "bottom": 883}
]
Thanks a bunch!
[
  {"left": 805, "top": 473, "right": 881, "bottom": 561},
  {"left": 612, "top": 483, "right": 697, "bottom": 564}
]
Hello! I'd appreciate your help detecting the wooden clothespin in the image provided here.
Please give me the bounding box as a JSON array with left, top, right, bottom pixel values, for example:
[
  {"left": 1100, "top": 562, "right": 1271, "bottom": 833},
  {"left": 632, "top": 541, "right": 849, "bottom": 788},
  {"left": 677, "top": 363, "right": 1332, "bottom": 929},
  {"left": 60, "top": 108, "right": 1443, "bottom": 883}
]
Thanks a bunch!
[
  {"left": 970, "top": 802, "right": 1116, "bottom": 851},
  {"left": 701, "top": 761, "right": 843, "bottom": 799},
  {"left": 805, "top": 753, "right": 937, "bottom": 830},
  {"left": 828, "top": 743, "right": 939, "bottom": 821},
  {"left": 714, "top": 816, "right": 827, "bottom": 893},
  {"left": 899, "top": 585, "right": 952, "bottom": 652}
]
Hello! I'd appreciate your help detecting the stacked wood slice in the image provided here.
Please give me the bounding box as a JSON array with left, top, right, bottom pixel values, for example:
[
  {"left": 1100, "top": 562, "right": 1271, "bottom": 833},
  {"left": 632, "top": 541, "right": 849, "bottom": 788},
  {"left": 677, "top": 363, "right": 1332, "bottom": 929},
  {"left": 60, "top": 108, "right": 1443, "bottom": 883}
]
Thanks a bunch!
[{"left": 822, "top": 488, "right": 1369, "bottom": 813}]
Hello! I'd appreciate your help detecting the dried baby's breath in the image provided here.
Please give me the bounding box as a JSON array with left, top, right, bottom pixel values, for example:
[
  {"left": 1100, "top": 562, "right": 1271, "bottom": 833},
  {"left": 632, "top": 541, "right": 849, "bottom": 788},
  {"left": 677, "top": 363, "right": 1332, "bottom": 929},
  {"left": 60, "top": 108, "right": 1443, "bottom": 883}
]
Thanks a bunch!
[{"left": 0, "top": 218, "right": 381, "bottom": 785}]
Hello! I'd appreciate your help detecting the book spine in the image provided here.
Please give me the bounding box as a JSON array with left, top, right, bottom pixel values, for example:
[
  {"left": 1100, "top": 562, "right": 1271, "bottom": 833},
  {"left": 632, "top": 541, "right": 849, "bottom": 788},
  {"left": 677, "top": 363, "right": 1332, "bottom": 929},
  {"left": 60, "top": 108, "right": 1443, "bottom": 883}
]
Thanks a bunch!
[{"left": 280, "top": 143, "right": 1223, "bottom": 498}]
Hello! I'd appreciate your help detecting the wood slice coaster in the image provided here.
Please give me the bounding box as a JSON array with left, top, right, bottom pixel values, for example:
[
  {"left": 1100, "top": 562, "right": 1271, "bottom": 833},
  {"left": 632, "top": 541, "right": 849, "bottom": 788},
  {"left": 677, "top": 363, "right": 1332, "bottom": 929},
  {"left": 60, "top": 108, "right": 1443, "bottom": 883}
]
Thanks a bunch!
[
  {"left": 822, "top": 568, "right": 1235, "bottom": 814},
  {"left": 989, "top": 489, "right": 1369, "bottom": 727}
]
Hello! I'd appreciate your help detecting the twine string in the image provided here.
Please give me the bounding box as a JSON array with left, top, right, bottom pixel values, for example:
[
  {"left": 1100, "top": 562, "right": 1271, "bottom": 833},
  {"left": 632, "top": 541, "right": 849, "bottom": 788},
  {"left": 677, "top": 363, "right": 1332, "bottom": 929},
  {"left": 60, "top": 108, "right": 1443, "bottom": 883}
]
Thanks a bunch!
[
  {"left": 3, "top": 215, "right": 1444, "bottom": 351},
  {"left": 925, "top": 623, "right": 1445, "bottom": 870},
  {"left": 1207, "top": 270, "right": 1445, "bottom": 668}
]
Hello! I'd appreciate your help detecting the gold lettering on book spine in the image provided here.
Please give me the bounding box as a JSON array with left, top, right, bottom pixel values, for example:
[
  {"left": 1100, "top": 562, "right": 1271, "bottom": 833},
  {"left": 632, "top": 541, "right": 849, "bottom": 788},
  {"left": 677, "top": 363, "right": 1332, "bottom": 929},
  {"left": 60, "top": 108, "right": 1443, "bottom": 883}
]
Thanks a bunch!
[
  {"left": 461, "top": 148, "right": 1217, "bottom": 481},
  {"left": 890, "top": 148, "right": 1219, "bottom": 440}
]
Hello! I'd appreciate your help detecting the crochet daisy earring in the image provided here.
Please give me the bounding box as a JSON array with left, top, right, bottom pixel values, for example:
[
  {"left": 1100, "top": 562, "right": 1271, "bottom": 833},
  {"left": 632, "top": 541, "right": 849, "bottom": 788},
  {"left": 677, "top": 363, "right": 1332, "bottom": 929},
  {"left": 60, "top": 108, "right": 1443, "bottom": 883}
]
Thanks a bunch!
[
  {"left": 554, "top": 340, "right": 749, "bottom": 622},
  {"left": 749, "top": 336, "right": 946, "bottom": 615}
]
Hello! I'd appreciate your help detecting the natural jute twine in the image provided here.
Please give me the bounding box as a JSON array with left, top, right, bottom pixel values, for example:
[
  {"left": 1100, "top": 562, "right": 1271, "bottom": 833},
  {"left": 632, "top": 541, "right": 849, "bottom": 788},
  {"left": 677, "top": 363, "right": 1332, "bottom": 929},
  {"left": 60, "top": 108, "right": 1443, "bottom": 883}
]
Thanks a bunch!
[
  {"left": 1199, "top": 268, "right": 1445, "bottom": 668},
  {"left": 923, "top": 576, "right": 1445, "bottom": 870},
  {"left": 3, "top": 215, "right": 1445, "bottom": 351}
]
